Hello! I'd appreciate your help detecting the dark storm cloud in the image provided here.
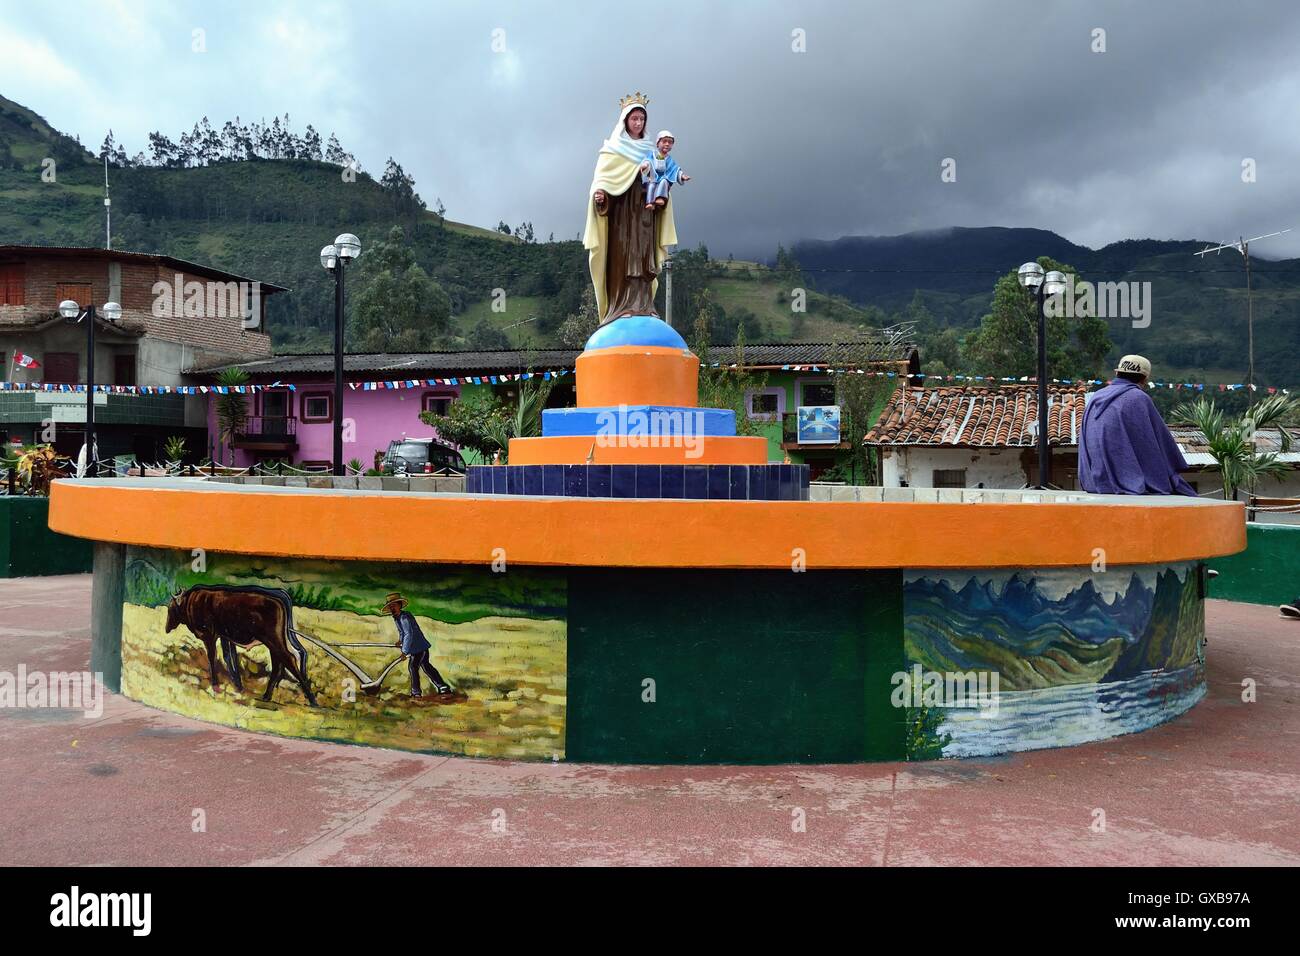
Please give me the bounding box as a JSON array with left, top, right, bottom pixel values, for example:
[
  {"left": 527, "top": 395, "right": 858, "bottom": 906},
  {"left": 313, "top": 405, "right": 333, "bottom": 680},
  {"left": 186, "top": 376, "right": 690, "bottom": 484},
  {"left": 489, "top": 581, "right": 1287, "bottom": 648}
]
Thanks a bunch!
[{"left": 5, "top": 1, "right": 1299, "bottom": 257}]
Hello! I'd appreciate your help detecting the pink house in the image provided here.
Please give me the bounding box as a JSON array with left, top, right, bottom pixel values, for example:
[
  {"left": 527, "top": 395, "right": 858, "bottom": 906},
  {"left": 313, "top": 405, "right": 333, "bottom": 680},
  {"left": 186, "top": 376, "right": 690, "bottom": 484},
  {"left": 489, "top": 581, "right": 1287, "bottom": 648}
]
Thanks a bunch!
[{"left": 193, "top": 349, "right": 578, "bottom": 469}]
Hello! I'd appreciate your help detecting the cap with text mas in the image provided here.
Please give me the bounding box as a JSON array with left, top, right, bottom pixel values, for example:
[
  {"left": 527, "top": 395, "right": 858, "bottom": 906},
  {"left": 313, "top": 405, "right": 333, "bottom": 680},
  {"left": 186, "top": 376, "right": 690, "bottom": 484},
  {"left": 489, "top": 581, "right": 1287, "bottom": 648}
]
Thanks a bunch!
[{"left": 1115, "top": 354, "right": 1151, "bottom": 378}]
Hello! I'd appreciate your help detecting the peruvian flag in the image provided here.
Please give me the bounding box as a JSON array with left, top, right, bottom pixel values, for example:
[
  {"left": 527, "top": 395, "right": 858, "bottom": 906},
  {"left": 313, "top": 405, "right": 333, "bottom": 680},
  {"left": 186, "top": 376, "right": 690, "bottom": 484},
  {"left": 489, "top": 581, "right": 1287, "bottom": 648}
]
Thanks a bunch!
[{"left": 13, "top": 351, "right": 39, "bottom": 369}]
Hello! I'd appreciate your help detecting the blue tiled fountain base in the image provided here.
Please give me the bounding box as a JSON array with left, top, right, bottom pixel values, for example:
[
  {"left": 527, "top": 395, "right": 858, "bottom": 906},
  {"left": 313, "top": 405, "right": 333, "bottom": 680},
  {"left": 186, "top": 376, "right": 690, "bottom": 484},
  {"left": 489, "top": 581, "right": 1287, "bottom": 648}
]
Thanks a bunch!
[{"left": 466, "top": 464, "right": 811, "bottom": 500}]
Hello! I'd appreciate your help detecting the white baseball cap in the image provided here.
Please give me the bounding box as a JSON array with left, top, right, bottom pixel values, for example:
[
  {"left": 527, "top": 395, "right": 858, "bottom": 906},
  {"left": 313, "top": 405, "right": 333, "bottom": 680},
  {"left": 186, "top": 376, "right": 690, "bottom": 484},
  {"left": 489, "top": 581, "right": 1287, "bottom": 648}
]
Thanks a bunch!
[{"left": 655, "top": 130, "right": 674, "bottom": 141}]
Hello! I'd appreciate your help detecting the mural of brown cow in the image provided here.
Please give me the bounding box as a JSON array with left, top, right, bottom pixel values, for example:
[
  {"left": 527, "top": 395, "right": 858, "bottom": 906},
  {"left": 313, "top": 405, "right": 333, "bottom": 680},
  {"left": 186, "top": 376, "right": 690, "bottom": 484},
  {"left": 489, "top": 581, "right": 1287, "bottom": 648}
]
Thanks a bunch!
[{"left": 165, "top": 585, "right": 318, "bottom": 706}]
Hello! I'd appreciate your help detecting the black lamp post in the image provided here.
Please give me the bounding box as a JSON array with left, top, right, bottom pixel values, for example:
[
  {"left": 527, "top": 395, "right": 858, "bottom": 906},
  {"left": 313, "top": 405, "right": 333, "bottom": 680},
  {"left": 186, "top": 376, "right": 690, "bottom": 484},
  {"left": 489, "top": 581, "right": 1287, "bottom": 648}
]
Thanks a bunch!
[
  {"left": 58, "top": 297, "right": 121, "bottom": 475},
  {"left": 1015, "top": 262, "right": 1067, "bottom": 490},
  {"left": 320, "top": 233, "right": 361, "bottom": 476}
]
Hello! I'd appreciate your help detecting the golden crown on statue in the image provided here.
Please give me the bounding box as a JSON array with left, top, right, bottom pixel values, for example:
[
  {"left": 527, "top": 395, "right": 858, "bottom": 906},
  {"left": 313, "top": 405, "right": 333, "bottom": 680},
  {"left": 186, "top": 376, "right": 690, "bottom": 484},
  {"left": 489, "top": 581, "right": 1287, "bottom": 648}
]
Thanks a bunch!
[{"left": 619, "top": 91, "right": 650, "bottom": 108}]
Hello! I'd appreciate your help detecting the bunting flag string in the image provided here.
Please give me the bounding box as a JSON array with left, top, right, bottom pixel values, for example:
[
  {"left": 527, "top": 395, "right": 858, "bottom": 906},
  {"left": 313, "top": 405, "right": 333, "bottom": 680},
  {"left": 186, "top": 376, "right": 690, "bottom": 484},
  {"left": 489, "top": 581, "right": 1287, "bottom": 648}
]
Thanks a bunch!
[
  {"left": 0, "top": 369, "right": 574, "bottom": 396},
  {"left": 0, "top": 362, "right": 1286, "bottom": 395},
  {"left": 761, "top": 364, "right": 1288, "bottom": 394}
]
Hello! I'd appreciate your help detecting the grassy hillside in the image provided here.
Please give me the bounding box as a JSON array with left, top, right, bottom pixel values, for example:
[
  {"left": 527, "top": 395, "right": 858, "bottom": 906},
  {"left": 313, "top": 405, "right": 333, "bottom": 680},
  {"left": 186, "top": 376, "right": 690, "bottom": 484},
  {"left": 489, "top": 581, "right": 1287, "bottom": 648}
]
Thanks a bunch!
[
  {"left": 44, "top": 93, "right": 1295, "bottom": 379},
  {"left": 0, "top": 92, "right": 882, "bottom": 355}
]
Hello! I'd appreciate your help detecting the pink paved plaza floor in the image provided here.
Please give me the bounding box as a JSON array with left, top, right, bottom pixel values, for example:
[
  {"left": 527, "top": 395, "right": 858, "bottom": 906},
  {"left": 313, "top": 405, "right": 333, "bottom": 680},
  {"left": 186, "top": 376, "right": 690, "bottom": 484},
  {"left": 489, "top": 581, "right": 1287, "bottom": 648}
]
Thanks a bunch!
[{"left": 0, "top": 574, "right": 1297, "bottom": 866}]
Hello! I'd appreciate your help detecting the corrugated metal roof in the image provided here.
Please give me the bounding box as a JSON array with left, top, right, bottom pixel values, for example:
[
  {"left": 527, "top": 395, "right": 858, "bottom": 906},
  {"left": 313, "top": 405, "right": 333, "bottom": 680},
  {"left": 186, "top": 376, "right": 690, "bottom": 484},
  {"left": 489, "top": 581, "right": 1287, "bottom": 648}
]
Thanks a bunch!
[
  {"left": 1168, "top": 426, "right": 1299, "bottom": 455},
  {"left": 188, "top": 349, "right": 581, "bottom": 376},
  {"left": 863, "top": 385, "right": 1089, "bottom": 447},
  {"left": 717, "top": 340, "right": 918, "bottom": 367},
  {"left": 189, "top": 340, "right": 919, "bottom": 377}
]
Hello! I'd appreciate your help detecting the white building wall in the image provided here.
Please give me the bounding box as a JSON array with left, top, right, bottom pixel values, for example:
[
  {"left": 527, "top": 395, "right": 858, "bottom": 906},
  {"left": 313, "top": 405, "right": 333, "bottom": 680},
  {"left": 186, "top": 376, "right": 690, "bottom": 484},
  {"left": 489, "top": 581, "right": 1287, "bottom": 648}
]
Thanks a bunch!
[
  {"left": 879, "top": 448, "right": 1300, "bottom": 508},
  {"left": 138, "top": 338, "right": 212, "bottom": 427},
  {"left": 1179, "top": 468, "right": 1300, "bottom": 500},
  {"left": 882, "top": 447, "right": 1076, "bottom": 489},
  {"left": 1184, "top": 468, "right": 1300, "bottom": 525}
]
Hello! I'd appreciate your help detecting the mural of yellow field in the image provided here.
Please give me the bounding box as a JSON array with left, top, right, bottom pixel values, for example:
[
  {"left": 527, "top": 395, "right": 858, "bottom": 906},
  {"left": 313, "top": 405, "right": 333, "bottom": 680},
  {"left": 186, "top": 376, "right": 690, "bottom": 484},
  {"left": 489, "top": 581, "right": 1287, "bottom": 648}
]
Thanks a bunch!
[{"left": 121, "top": 547, "right": 567, "bottom": 759}]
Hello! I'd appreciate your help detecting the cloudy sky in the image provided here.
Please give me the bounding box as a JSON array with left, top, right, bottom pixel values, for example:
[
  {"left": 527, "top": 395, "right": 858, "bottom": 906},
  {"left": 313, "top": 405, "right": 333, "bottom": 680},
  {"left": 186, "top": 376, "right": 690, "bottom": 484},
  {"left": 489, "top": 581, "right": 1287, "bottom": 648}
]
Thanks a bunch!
[{"left": 3, "top": 0, "right": 1299, "bottom": 258}]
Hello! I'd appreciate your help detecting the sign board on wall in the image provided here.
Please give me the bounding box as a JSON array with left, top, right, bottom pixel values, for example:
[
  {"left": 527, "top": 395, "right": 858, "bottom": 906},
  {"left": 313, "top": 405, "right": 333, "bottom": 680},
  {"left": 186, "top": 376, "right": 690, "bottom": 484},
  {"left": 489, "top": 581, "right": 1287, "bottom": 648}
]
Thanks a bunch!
[
  {"left": 33, "top": 392, "right": 108, "bottom": 405},
  {"left": 797, "top": 405, "right": 841, "bottom": 444}
]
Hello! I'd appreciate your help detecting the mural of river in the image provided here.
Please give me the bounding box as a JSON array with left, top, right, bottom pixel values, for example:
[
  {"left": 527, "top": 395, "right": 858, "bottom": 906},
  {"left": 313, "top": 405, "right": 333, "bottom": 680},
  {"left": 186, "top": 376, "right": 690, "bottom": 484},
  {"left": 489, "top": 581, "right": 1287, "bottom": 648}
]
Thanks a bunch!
[
  {"left": 934, "top": 665, "right": 1206, "bottom": 758},
  {"left": 903, "top": 561, "right": 1205, "bottom": 759}
]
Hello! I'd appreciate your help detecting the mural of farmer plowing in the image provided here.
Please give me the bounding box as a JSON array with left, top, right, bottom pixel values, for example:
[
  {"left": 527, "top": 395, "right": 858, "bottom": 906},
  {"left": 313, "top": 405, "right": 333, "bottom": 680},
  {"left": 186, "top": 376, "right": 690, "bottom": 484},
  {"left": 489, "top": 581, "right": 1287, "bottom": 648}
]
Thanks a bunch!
[
  {"left": 122, "top": 548, "right": 567, "bottom": 760},
  {"left": 164, "top": 585, "right": 317, "bottom": 706}
]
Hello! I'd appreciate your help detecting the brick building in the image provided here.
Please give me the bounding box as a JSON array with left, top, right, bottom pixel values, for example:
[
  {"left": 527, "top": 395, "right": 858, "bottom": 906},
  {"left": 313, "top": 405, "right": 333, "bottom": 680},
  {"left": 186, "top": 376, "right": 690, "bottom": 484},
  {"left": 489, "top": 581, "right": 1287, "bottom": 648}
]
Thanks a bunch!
[{"left": 0, "top": 246, "right": 286, "bottom": 461}]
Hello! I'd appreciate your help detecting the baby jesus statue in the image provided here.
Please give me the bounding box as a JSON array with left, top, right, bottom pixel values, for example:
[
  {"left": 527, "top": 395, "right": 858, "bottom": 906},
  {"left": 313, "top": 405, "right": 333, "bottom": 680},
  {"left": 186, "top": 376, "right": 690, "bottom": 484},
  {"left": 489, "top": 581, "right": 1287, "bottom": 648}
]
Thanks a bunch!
[{"left": 639, "top": 130, "right": 690, "bottom": 209}]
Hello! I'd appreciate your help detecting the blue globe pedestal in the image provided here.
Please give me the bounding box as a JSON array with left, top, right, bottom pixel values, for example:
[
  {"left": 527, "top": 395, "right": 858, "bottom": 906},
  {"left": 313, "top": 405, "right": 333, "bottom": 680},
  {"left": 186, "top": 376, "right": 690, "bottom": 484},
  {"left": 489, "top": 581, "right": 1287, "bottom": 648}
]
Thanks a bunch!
[{"left": 583, "top": 314, "right": 691, "bottom": 352}]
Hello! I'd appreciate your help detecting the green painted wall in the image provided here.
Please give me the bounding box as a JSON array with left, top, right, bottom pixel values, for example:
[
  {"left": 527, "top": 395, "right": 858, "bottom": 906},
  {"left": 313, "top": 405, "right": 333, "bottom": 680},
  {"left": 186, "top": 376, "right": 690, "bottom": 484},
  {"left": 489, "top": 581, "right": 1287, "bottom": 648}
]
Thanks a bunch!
[
  {"left": 566, "top": 568, "right": 906, "bottom": 763},
  {"left": 0, "top": 391, "right": 185, "bottom": 426},
  {"left": 1207, "top": 523, "right": 1300, "bottom": 606},
  {"left": 0, "top": 497, "right": 93, "bottom": 578},
  {"left": 454, "top": 381, "right": 496, "bottom": 466}
]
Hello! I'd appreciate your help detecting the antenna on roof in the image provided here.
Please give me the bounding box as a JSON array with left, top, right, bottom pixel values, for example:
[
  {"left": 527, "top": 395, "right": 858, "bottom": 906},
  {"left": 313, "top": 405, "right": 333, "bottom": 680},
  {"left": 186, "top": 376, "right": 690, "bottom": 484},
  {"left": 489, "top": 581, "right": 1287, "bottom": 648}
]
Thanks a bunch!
[
  {"left": 1194, "top": 229, "right": 1291, "bottom": 258},
  {"left": 103, "top": 154, "right": 112, "bottom": 250},
  {"left": 1193, "top": 228, "right": 1292, "bottom": 404}
]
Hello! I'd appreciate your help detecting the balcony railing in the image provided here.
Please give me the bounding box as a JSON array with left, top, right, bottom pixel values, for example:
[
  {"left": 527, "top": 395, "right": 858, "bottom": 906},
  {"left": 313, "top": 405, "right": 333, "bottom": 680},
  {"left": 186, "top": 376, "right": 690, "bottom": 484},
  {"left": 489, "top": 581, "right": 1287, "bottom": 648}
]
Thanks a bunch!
[{"left": 232, "top": 416, "right": 297, "bottom": 446}]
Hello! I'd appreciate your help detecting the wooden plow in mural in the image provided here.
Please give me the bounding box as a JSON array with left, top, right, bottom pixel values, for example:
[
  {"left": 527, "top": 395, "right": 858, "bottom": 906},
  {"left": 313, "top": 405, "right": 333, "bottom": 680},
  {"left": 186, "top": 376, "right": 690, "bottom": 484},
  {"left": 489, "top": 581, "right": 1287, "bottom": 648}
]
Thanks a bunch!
[{"left": 287, "top": 628, "right": 406, "bottom": 695}]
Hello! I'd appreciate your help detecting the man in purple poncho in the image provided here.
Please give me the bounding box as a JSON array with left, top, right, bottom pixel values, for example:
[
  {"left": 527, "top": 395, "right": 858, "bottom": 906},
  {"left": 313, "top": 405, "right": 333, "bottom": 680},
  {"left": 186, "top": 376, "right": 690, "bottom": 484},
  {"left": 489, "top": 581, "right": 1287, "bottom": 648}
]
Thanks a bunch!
[{"left": 1078, "top": 355, "right": 1197, "bottom": 496}]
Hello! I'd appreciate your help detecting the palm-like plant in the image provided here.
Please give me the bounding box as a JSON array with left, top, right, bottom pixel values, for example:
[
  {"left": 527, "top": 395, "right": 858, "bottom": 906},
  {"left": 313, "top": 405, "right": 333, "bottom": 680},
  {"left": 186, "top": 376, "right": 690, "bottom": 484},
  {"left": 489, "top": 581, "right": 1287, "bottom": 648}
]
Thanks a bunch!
[
  {"left": 1173, "top": 395, "right": 1296, "bottom": 500},
  {"left": 484, "top": 377, "right": 553, "bottom": 462},
  {"left": 163, "top": 435, "right": 187, "bottom": 463},
  {"left": 214, "top": 368, "right": 251, "bottom": 465}
]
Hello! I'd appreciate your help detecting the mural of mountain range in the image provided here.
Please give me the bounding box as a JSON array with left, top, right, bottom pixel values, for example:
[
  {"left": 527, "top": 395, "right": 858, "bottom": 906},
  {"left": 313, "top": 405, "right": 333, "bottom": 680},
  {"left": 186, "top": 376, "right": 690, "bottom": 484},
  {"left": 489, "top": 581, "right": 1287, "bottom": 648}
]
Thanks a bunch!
[{"left": 905, "top": 563, "right": 1203, "bottom": 691}]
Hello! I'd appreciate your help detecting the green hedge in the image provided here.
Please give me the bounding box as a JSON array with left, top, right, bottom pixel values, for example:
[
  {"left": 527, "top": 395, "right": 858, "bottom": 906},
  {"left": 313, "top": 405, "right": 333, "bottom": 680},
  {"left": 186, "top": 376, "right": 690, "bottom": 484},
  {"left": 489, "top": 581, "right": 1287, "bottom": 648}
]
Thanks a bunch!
[
  {"left": 0, "top": 497, "right": 93, "bottom": 578},
  {"left": 1208, "top": 523, "right": 1300, "bottom": 606}
]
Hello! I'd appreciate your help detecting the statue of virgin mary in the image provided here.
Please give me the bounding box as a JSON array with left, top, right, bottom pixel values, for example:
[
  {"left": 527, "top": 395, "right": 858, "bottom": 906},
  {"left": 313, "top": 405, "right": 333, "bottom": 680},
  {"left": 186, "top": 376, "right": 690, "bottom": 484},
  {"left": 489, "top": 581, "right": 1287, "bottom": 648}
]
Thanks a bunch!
[{"left": 583, "top": 94, "right": 678, "bottom": 325}]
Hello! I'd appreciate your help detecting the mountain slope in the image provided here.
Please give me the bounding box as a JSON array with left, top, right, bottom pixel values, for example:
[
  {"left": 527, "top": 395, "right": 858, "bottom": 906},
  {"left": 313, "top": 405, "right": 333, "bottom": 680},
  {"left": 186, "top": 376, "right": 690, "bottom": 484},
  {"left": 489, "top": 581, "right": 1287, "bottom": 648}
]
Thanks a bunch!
[
  {"left": 0, "top": 94, "right": 884, "bottom": 354},
  {"left": 791, "top": 227, "right": 1300, "bottom": 384},
  {"left": 5, "top": 93, "right": 1297, "bottom": 383}
]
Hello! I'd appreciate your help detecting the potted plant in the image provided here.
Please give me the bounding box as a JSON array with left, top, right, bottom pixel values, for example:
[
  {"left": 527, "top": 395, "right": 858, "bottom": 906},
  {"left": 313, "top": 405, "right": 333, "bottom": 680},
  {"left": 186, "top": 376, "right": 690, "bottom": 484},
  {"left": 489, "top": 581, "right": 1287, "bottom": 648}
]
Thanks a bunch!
[
  {"left": 16, "top": 445, "right": 71, "bottom": 496},
  {"left": 163, "top": 435, "right": 188, "bottom": 469}
]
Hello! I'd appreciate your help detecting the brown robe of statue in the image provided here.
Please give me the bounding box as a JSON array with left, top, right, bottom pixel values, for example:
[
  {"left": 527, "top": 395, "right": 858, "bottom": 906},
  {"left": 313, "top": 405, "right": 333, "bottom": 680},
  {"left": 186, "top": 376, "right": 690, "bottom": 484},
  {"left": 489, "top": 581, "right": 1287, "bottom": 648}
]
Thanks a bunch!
[{"left": 597, "top": 179, "right": 659, "bottom": 322}]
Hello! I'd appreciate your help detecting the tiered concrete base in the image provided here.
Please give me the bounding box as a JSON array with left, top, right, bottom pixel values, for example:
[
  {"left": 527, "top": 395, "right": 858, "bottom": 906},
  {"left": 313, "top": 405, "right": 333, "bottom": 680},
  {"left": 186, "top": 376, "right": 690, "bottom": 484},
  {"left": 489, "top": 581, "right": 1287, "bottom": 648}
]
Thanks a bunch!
[
  {"left": 52, "top": 478, "right": 1243, "bottom": 764},
  {"left": 506, "top": 435, "right": 771, "bottom": 465},
  {"left": 484, "top": 315, "right": 799, "bottom": 493}
]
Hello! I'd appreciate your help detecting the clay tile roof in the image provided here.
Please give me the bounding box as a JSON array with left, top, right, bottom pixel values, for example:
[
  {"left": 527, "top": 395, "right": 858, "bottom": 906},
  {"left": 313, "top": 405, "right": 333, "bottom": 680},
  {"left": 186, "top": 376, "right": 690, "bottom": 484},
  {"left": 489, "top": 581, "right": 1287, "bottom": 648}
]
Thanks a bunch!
[{"left": 863, "top": 384, "right": 1090, "bottom": 447}]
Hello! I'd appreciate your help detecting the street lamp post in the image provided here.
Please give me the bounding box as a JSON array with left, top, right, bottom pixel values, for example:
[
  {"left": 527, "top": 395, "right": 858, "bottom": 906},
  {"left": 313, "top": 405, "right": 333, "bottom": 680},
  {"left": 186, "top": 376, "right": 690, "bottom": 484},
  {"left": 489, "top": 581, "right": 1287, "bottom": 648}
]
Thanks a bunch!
[
  {"left": 57, "top": 298, "right": 121, "bottom": 476},
  {"left": 320, "top": 233, "right": 361, "bottom": 476},
  {"left": 663, "top": 257, "right": 673, "bottom": 328},
  {"left": 1016, "top": 262, "right": 1067, "bottom": 489}
]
